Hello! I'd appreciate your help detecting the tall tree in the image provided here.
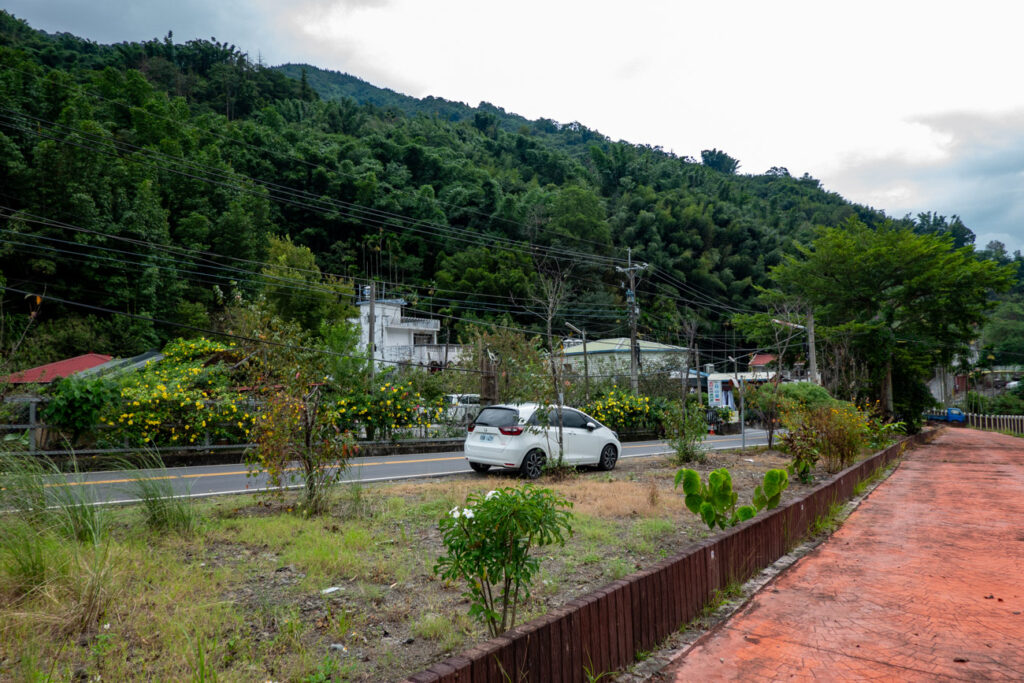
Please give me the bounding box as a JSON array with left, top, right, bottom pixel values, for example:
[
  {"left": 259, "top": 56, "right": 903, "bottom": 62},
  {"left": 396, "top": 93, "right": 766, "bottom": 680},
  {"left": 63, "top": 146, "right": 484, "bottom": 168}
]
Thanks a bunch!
[
  {"left": 769, "top": 219, "right": 1012, "bottom": 421},
  {"left": 700, "top": 148, "right": 740, "bottom": 174}
]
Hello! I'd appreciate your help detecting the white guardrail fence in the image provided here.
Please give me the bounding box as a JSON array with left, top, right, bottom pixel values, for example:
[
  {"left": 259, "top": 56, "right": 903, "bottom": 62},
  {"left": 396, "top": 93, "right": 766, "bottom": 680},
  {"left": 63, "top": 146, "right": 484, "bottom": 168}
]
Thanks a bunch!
[{"left": 964, "top": 412, "right": 1024, "bottom": 436}]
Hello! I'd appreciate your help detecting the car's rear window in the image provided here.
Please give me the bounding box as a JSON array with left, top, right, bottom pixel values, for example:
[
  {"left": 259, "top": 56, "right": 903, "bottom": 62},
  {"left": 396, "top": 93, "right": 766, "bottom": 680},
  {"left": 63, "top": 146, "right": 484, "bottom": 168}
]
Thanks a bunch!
[{"left": 473, "top": 407, "right": 519, "bottom": 427}]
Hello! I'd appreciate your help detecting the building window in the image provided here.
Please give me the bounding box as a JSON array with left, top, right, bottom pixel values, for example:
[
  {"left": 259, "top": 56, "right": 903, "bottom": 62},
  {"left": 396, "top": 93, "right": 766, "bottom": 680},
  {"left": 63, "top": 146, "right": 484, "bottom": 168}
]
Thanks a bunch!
[{"left": 413, "top": 333, "right": 433, "bottom": 346}]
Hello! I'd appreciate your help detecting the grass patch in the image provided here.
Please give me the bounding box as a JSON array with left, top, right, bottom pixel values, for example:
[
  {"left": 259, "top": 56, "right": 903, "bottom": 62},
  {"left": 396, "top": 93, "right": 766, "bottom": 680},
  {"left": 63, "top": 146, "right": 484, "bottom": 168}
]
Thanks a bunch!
[
  {"left": 412, "top": 611, "right": 470, "bottom": 652},
  {"left": 605, "top": 557, "right": 633, "bottom": 580},
  {"left": 119, "top": 452, "right": 201, "bottom": 535},
  {"left": 810, "top": 501, "right": 847, "bottom": 536},
  {"left": 1, "top": 450, "right": 831, "bottom": 680},
  {"left": 853, "top": 459, "right": 900, "bottom": 496}
]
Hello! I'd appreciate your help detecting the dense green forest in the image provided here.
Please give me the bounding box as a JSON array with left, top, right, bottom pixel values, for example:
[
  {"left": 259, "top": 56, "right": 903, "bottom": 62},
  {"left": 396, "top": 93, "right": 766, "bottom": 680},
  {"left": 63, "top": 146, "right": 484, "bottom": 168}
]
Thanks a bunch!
[{"left": 1, "top": 11, "right": 1021, "bottom": 380}]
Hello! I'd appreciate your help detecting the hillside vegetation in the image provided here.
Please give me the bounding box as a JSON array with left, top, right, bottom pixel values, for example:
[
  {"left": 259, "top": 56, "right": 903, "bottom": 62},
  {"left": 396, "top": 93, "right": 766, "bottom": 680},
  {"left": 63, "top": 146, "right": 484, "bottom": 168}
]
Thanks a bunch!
[{"left": 0, "top": 11, "right": 1020, "bottom": 399}]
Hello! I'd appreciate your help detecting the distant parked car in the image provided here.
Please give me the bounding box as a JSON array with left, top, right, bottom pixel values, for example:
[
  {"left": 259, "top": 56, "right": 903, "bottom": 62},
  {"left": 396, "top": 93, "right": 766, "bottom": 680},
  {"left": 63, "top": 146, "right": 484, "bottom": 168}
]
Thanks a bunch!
[
  {"left": 1007, "top": 381, "right": 1020, "bottom": 390},
  {"left": 464, "top": 403, "right": 620, "bottom": 479}
]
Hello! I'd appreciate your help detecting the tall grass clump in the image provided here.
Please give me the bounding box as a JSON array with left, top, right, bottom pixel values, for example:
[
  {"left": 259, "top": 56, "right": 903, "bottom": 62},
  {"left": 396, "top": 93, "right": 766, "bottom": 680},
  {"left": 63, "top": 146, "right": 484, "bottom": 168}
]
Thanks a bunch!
[
  {"left": 48, "top": 456, "right": 108, "bottom": 545},
  {"left": 120, "top": 451, "right": 200, "bottom": 534},
  {"left": 0, "top": 452, "right": 108, "bottom": 543},
  {"left": 0, "top": 519, "right": 58, "bottom": 595},
  {"left": 1, "top": 453, "right": 118, "bottom": 635},
  {"left": 0, "top": 451, "right": 52, "bottom": 522}
]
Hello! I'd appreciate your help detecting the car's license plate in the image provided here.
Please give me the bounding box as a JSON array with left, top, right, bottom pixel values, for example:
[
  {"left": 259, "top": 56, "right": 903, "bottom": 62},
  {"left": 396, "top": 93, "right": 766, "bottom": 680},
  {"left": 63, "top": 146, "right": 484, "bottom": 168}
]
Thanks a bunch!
[{"left": 479, "top": 434, "right": 494, "bottom": 442}]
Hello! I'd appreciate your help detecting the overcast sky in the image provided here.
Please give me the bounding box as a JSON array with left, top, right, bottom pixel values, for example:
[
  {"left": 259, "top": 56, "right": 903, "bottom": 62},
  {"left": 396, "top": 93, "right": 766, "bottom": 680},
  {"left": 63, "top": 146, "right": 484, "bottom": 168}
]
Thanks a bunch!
[{"left": 7, "top": 0, "right": 1024, "bottom": 253}]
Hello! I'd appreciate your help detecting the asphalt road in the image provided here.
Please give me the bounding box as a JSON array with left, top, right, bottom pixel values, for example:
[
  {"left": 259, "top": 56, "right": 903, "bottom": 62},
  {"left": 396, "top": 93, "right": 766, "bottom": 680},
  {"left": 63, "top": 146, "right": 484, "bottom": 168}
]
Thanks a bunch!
[{"left": 60, "top": 430, "right": 771, "bottom": 505}]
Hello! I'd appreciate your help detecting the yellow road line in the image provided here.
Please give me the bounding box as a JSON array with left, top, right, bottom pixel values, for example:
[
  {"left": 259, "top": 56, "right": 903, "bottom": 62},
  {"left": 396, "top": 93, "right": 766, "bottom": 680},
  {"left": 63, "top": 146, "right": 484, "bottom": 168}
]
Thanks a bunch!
[
  {"left": 59, "top": 454, "right": 474, "bottom": 487},
  {"left": 54, "top": 438, "right": 763, "bottom": 489}
]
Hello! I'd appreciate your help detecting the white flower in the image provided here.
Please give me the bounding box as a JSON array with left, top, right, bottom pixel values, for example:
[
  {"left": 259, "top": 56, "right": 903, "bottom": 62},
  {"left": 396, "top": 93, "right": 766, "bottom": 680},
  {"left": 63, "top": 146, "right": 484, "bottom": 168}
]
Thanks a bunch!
[
  {"left": 449, "top": 506, "right": 460, "bottom": 518},
  {"left": 102, "top": 623, "right": 110, "bottom": 630},
  {"left": 485, "top": 490, "right": 498, "bottom": 501},
  {"left": 462, "top": 508, "right": 475, "bottom": 519}
]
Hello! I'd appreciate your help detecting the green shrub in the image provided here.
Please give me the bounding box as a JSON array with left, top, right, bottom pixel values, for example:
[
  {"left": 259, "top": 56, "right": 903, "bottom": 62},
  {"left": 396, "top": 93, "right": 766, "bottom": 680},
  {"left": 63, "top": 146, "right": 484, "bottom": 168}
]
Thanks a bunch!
[
  {"left": 42, "top": 375, "right": 117, "bottom": 440},
  {"left": 781, "top": 403, "right": 868, "bottom": 473},
  {"left": 98, "top": 337, "right": 255, "bottom": 448},
  {"left": 434, "top": 486, "right": 573, "bottom": 637},
  {"left": 666, "top": 399, "right": 708, "bottom": 464},
  {"left": 776, "top": 383, "right": 836, "bottom": 410},
  {"left": 778, "top": 425, "right": 819, "bottom": 484}
]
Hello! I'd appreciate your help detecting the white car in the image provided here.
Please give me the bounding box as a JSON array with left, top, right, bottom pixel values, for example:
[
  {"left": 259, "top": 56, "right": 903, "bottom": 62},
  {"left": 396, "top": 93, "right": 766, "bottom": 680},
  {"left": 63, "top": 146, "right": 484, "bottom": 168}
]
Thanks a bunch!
[
  {"left": 443, "top": 393, "right": 481, "bottom": 424},
  {"left": 464, "top": 403, "right": 621, "bottom": 479}
]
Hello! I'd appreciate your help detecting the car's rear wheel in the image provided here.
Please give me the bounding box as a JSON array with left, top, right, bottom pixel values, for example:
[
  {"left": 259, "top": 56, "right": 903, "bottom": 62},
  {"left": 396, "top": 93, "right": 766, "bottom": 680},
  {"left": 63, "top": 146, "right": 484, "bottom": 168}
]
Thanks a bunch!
[
  {"left": 520, "top": 449, "right": 546, "bottom": 479},
  {"left": 469, "top": 462, "right": 491, "bottom": 474},
  {"left": 597, "top": 444, "right": 618, "bottom": 471}
]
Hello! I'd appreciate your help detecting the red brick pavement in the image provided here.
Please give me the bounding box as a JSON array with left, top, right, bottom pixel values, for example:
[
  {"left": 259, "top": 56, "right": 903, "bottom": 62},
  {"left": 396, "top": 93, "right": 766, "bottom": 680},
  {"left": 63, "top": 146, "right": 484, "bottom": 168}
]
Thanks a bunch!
[{"left": 662, "top": 428, "right": 1024, "bottom": 681}]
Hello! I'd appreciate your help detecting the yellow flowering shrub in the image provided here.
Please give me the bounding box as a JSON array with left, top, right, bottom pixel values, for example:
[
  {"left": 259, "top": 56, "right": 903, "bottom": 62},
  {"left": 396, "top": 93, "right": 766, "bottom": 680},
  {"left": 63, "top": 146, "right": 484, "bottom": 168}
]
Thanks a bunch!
[
  {"left": 347, "top": 380, "right": 445, "bottom": 440},
  {"left": 98, "top": 338, "right": 255, "bottom": 447},
  {"left": 584, "top": 389, "right": 652, "bottom": 432}
]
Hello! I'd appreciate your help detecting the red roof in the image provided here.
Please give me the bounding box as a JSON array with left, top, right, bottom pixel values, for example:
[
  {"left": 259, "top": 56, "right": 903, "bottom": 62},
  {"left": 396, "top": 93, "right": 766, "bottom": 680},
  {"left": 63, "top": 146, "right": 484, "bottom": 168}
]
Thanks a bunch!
[
  {"left": 6, "top": 353, "right": 113, "bottom": 384},
  {"left": 749, "top": 353, "right": 778, "bottom": 368}
]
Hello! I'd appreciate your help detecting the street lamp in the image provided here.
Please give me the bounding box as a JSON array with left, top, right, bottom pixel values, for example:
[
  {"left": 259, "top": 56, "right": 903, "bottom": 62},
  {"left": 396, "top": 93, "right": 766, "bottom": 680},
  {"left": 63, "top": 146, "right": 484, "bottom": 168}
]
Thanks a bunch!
[{"left": 566, "top": 322, "right": 589, "bottom": 403}]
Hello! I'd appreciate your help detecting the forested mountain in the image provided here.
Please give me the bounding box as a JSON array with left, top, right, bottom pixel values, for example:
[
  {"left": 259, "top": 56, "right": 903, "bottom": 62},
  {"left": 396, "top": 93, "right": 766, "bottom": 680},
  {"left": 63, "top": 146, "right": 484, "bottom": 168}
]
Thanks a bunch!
[{"left": 0, "top": 11, "right": 1019, "bottom": 372}]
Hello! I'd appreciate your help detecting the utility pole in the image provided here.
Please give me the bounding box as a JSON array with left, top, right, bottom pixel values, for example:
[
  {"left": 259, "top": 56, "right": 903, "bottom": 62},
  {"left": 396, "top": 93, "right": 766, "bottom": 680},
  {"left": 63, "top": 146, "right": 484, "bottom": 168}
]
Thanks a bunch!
[
  {"left": 616, "top": 248, "right": 647, "bottom": 394},
  {"left": 566, "top": 322, "right": 589, "bottom": 403},
  {"left": 695, "top": 345, "right": 703, "bottom": 408},
  {"left": 367, "top": 281, "right": 376, "bottom": 382},
  {"left": 728, "top": 355, "right": 745, "bottom": 451},
  {"left": 807, "top": 309, "right": 818, "bottom": 385}
]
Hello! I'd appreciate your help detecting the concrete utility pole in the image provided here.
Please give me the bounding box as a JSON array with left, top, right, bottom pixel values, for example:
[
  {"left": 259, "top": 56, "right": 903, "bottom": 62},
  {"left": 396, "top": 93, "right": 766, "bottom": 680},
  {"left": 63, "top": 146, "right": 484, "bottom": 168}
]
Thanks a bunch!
[
  {"left": 367, "top": 282, "right": 376, "bottom": 381},
  {"left": 728, "top": 355, "right": 745, "bottom": 451},
  {"left": 616, "top": 248, "right": 647, "bottom": 394},
  {"left": 807, "top": 309, "right": 818, "bottom": 385},
  {"left": 695, "top": 346, "right": 702, "bottom": 407},
  {"left": 566, "top": 322, "right": 589, "bottom": 403}
]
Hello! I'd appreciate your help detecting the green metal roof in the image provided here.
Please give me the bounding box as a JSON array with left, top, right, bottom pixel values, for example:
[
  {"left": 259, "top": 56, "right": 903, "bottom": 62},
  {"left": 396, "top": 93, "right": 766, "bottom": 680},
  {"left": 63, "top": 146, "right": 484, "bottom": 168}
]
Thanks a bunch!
[{"left": 562, "top": 337, "right": 686, "bottom": 356}]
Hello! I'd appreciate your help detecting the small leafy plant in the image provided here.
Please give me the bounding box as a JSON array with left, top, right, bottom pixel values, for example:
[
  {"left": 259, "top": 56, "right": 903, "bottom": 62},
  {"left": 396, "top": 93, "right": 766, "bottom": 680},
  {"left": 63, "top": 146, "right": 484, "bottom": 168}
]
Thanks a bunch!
[
  {"left": 866, "top": 418, "right": 906, "bottom": 449},
  {"left": 675, "top": 468, "right": 750, "bottom": 530},
  {"left": 778, "top": 424, "right": 819, "bottom": 484},
  {"left": 675, "top": 468, "right": 788, "bottom": 530},
  {"left": 752, "top": 468, "right": 789, "bottom": 510},
  {"left": 667, "top": 399, "right": 709, "bottom": 465},
  {"left": 434, "top": 485, "right": 573, "bottom": 637}
]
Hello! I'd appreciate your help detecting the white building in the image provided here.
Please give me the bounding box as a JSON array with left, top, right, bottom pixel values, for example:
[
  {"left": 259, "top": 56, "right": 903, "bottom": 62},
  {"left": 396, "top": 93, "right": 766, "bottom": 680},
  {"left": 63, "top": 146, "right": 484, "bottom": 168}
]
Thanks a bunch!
[{"left": 352, "top": 298, "right": 463, "bottom": 370}]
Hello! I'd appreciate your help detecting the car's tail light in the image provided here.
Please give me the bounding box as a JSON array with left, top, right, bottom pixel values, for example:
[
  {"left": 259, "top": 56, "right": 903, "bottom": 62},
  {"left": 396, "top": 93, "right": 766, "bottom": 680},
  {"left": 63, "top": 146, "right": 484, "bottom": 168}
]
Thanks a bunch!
[
  {"left": 499, "top": 425, "right": 523, "bottom": 436},
  {"left": 467, "top": 423, "right": 475, "bottom": 432}
]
